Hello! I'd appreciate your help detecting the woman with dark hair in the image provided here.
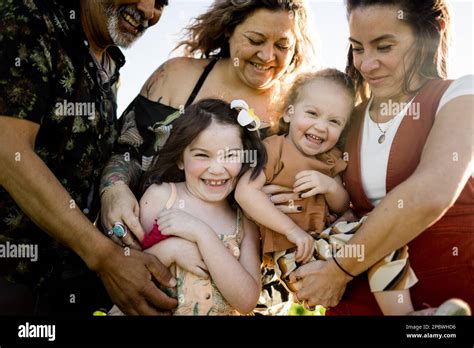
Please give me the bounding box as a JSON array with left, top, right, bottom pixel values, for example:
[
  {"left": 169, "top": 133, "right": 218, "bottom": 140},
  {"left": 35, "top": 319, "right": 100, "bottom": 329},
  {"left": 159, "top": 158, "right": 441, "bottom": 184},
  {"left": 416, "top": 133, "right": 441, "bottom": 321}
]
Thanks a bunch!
[
  {"left": 100, "top": 0, "right": 316, "bottom": 251},
  {"left": 287, "top": 0, "right": 473, "bottom": 315}
]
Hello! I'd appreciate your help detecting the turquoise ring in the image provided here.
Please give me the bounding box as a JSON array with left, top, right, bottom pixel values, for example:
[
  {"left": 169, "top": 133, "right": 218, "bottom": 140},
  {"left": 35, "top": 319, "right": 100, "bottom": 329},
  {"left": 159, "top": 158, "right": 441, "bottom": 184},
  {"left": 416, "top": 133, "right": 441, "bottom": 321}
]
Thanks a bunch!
[{"left": 112, "top": 222, "right": 127, "bottom": 239}]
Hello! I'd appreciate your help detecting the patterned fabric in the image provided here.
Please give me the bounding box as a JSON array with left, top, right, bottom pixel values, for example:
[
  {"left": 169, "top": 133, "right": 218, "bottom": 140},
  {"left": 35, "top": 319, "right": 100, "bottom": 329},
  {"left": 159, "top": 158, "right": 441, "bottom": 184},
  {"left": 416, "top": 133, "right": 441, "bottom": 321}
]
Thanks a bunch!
[
  {"left": 274, "top": 217, "right": 418, "bottom": 293},
  {"left": 261, "top": 135, "right": 347, "bottom": 256},
  {"left": 171, "top": 209, "right": 243, "bottom": 315},
  {"left": 0, "top": 0, "right": 124, "bottom": 289},
  {"left": 255, "top": 135, "right": 347, "bottom": 313},
  {"left": 114, "top": 96, "right": 180, "bottom": 171},
  {"left": 107, "top": 209, "right": 244, "bottom": 316}
]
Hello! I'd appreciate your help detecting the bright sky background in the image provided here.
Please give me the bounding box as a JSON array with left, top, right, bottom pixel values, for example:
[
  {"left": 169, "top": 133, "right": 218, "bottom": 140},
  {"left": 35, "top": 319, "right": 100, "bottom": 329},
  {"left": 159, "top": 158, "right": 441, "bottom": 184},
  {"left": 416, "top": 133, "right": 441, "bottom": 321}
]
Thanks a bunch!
[{"left": 117, "top": 0, "right": 474, "bottom": 115}]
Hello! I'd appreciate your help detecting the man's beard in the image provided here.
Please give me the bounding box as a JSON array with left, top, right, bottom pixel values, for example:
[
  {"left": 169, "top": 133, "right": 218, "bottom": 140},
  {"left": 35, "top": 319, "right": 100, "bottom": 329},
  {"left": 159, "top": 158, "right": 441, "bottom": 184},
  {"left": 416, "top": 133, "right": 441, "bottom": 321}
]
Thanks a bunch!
[{"left": 104, "top": 3, "right": 148, "bottom": 48}]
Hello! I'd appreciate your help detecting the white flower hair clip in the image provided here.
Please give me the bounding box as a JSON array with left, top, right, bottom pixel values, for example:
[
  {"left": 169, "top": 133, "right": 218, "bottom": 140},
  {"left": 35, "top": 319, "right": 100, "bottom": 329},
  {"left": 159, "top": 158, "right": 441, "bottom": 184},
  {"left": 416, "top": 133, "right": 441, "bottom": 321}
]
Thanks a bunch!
[{"left": 230, "top": 99, "right": 261, "bottom": 131}]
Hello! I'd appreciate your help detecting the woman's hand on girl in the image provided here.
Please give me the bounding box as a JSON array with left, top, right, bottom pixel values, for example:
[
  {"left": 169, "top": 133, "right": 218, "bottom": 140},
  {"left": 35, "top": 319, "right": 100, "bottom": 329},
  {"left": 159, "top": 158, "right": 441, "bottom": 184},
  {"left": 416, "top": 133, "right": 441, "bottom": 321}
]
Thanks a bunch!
[
  {"left": 294, "top": 170, "right": 338, "bottom": 198},
  {"left": 286, "top": 226, "right": 315, "bottom": 264},
  {"left": 157, "top": 209, "right": 212, "bottom": 243},
  {"left": 289, "top": 259, "right": 352, "bottom": 309},
  {"left": 262, "top": 184, "right": 303, "bottom": 213}
]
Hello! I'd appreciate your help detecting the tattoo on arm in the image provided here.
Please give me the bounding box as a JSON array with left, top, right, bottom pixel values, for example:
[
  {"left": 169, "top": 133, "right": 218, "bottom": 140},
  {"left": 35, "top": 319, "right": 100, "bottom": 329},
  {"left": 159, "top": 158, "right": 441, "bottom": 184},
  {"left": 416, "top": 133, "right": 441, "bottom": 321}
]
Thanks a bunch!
[
  {"left": 141, "top": 62, "right": 168, "bottom": 100},
  {"left": 100, "top": 154, "right": 143, "bottom": 193}
]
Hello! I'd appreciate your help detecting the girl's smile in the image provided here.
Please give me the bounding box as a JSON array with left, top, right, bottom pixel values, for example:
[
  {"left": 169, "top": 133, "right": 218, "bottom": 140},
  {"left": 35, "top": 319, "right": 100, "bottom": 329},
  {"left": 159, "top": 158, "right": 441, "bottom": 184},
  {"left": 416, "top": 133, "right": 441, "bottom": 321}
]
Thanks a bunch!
[{"left": 178, "top": 121, "right": 243, "bottom": 203}]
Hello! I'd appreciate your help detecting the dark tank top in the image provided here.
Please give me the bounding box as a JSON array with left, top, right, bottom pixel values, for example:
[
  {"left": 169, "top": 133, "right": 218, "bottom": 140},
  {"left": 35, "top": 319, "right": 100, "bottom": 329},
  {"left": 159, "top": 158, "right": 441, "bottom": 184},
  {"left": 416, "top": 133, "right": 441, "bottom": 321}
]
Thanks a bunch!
[{"left": 114, "top": 58, "right": 219, "bottom": 162}]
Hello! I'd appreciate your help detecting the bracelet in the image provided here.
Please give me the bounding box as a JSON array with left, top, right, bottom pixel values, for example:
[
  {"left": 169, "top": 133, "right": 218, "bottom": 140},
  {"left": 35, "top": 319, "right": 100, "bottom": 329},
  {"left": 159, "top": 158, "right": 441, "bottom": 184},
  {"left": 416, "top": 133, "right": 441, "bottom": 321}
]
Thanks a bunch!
[
  {"left": 100, "top": 181, "right": 128, "bottom": 197},
  {"left": 332, "top": 255, "right": 355, "bottom": 278}
]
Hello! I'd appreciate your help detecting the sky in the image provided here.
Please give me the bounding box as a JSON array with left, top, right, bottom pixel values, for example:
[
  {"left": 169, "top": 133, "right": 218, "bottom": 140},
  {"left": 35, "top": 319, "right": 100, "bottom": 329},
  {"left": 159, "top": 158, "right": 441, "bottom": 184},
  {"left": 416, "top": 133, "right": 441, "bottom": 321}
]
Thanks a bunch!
[{"left": 117, "top": 0, "right": 474, "bottom": 115}]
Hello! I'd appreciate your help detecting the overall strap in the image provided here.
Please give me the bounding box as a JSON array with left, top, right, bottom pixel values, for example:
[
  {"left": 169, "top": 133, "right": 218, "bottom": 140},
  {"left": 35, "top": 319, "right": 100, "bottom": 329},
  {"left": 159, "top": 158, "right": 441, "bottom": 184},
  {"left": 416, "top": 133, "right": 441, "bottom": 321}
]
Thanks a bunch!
[
  {"left": 386, "top": 79, "right": 453, "bottom": 192},
  {"left": 343, "top": 100, "right": 374, "bottom": 216},
  {"left": 184, "top": 58, "right": 220, "bottom": 107}
]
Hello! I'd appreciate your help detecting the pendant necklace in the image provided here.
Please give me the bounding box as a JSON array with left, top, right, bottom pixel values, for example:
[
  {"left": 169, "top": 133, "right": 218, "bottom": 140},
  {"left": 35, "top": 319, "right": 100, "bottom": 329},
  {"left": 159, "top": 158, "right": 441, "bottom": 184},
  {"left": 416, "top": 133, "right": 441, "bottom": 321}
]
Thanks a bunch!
[{"left": 375, "top": 117, "right": 395, "bottom": 144}]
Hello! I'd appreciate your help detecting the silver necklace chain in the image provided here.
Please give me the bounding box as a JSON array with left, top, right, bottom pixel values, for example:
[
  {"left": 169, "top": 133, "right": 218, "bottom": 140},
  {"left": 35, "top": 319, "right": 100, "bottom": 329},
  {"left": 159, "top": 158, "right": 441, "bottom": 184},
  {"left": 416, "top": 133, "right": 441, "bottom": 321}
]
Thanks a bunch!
[{"left": 374, "top": 116, "right": 396, "bottom": 144}]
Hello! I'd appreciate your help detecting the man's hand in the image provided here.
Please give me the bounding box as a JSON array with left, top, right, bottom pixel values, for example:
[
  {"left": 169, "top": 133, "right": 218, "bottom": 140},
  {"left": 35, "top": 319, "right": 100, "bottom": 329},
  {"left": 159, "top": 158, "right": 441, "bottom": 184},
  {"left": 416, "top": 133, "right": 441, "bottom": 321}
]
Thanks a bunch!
[
  {"left": 95, "top": 243, "right": 178, "bottom": 315},
  {"left": 101, "top": 183, "right": 145, "bottom": 248},
  {"left": 288, "top": 259, "right": 352, "bottom": 309}
]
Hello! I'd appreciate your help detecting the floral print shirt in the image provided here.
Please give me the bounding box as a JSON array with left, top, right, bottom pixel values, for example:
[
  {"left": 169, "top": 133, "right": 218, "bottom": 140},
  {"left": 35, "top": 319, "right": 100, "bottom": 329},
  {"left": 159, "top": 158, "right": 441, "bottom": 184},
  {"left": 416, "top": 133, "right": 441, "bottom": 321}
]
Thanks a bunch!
[{"left": 0, "top": 0, "right": 124, "bottom": 289}]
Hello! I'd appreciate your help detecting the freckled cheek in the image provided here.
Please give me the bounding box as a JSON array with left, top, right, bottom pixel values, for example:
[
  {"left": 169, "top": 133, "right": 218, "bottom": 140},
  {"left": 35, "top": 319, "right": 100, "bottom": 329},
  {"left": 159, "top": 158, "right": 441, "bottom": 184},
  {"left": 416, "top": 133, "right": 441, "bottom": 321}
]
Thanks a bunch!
[
  {"left": 226, "top": 163, "right": 243, "bottom": 180},
  {"left": 184, "top": 160, "right": 209, "bottom": 179}
]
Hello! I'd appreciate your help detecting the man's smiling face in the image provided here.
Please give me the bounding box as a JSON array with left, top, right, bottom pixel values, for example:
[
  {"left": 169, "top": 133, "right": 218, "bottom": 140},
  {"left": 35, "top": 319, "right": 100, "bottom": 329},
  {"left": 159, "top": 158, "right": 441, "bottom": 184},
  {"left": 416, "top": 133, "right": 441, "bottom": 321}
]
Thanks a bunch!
[{"left": 103, "top": 0, "right": 167, "bottom": 48}]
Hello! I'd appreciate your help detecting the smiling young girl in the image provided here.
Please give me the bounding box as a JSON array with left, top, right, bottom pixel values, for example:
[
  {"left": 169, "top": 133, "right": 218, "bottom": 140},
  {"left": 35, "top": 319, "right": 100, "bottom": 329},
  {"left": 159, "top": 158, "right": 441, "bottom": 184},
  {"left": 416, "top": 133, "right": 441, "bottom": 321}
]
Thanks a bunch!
[{"left": 133, "top": 98, "right": 265, "bottom": 315}]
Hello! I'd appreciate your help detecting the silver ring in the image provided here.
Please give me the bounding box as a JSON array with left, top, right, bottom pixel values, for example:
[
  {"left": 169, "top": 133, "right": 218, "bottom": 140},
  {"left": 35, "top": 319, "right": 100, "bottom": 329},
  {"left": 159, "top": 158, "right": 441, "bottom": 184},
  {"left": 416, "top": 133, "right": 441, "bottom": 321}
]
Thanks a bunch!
[{"left": 112, "top": 222, "right": 128, "bottom": 239}]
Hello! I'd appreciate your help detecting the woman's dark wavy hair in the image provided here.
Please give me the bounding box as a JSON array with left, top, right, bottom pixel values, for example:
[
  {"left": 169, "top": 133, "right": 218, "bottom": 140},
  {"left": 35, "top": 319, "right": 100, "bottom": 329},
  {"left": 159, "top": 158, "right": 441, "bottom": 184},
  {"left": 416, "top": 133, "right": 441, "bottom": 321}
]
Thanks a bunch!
[
  {"left": 345, "top": 0, "right": 451, "bottom": 102},
  {"left": 176, "top": 0, "right": 317, "bottom": 79},
  {"left": 142, "top": 98, "right": 267, "bottom": 192}
]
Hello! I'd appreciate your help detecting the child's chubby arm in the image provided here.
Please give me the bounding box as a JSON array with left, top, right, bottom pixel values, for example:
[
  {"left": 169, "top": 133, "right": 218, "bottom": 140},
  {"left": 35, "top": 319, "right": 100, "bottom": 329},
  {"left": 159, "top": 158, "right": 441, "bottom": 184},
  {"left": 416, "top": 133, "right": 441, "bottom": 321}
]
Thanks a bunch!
[
  {"left": 293, "top": 171, "right": 350, "bottom": 214},
  {"left": 235, "top": 171, "right": 314, "bottom": 264},
  {"left": 155, "top": 208, "right": 261, "bottom": 314},
  {"left": 139, "top": 183, "right": 209, "bottom": 279}
]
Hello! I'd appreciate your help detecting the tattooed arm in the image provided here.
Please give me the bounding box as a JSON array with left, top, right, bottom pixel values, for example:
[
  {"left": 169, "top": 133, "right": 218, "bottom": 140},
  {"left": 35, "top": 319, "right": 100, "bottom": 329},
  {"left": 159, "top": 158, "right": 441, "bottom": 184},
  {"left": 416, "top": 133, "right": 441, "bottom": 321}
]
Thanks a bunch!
[
  {"left": 98, "top": 61, "right": 166, "bottom": 244},
  {"left": 140, "top": 57, "right": 209, "bottom": 107},
  {"left": 100, "top": 154, "right": 143, "bottom": 194},
  {"left": 100, "top": 154, "right": 146, "bottom": 243}
]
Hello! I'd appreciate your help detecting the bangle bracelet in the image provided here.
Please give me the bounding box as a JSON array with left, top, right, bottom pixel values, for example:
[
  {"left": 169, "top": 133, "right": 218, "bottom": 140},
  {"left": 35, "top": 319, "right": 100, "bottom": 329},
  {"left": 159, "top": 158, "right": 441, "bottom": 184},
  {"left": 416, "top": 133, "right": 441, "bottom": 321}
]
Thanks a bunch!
[{"left": 332, "top": 255, "right": 355, "bottom": 278}]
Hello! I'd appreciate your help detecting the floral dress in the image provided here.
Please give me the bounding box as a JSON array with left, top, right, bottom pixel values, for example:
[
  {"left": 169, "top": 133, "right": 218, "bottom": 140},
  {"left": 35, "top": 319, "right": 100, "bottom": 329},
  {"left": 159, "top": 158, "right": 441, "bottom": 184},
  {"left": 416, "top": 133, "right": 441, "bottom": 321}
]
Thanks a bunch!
[{"left": 170, "top": 209, "right": 243, "bottom": 316}]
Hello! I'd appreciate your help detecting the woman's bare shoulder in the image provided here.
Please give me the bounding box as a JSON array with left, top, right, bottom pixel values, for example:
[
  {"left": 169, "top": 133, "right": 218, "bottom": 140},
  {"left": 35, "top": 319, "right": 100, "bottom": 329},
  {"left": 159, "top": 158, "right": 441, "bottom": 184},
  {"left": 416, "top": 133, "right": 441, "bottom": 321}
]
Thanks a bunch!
[{"left": 141, "top": 57, "right": 212, "bottom": 106}]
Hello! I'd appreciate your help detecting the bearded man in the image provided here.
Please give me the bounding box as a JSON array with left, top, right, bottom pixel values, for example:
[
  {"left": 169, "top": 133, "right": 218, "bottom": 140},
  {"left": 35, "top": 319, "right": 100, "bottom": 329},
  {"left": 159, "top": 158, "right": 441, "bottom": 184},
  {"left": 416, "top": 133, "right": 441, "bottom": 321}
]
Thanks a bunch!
[{"left": 0, "top": 0, "right": 177, "bottom": 315}]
